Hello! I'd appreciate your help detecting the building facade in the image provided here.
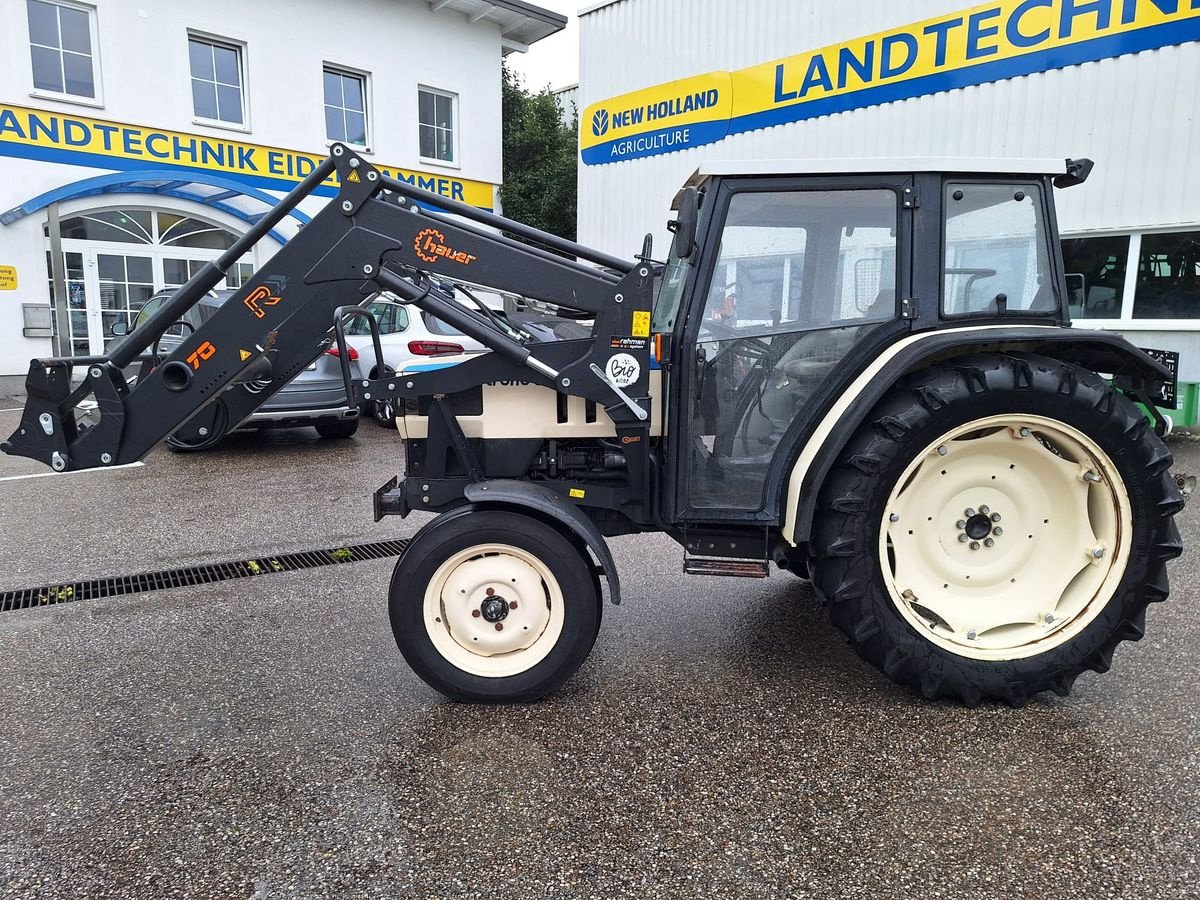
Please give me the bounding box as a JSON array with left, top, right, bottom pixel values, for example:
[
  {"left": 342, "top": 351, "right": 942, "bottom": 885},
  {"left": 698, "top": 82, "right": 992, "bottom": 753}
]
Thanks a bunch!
[
  {"left": 578, "top": 0, "right": 1200, "bottom": 422},
  {"left": 0, "top": 0, "right": 562, "bottom": 381}
]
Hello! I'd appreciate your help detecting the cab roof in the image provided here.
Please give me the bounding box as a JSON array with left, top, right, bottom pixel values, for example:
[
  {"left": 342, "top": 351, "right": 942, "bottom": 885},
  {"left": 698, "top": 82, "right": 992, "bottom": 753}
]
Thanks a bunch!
[
  {"left": 689, "top": 157, "right": 1068, "bottom": 181},
  {"left": 675, "top": 157, "right": 1074, "bottom": 207}
]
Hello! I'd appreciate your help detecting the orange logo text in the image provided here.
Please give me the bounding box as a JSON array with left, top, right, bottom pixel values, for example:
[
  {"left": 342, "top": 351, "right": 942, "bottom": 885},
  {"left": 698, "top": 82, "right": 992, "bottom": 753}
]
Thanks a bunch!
[
  {"left": 414, "top": 228, "right": 477, "bottom": 266},
  {"left": 244, "top": 284, "right": 282, "bottom": 319}
]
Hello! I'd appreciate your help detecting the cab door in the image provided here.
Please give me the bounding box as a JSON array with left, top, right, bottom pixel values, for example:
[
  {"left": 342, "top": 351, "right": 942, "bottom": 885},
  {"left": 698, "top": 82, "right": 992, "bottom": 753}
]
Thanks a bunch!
[{"left": 668, "top": 176, "right": 911, "bottom": 523}]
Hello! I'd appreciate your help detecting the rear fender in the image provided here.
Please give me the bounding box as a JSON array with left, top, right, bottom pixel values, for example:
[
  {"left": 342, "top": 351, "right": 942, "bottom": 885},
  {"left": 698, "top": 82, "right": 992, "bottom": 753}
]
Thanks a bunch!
[
  {"left": 782, "top": 325, "right": 1173, "bottom": 546},
  {"left": 463, "top": 479, "right": 622, "bottom": 605}
]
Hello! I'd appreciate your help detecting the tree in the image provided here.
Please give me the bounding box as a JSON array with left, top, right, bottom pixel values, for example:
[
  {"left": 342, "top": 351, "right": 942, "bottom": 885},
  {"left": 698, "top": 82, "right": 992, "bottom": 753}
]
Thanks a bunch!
[{"left": 500, "top": 64, "right": 578, "bottom": 241}]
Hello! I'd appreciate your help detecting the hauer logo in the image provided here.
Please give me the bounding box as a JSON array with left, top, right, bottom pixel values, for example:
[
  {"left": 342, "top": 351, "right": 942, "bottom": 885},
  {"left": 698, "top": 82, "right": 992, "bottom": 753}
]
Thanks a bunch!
[
  {"left": 591, "top": 108, "right": 609, "bottom": 136},
  {"left": 413, "top": 228, "right": 477, "bottom": 266}
]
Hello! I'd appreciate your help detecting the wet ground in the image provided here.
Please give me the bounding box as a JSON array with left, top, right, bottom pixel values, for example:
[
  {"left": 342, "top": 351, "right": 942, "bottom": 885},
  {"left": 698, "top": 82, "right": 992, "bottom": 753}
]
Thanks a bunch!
[{"left": 1, "top": 407, "right": 1198, "bottom": 899}]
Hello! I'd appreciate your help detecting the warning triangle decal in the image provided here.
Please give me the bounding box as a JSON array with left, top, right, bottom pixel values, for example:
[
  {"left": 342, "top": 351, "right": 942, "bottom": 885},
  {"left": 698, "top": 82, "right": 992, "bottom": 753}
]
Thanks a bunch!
[
  {"left": 346, "top": 169, "right": 361, "bottom": 183},
  {"left": 239, "top": 349, "right": 252, "bottom": 361}
]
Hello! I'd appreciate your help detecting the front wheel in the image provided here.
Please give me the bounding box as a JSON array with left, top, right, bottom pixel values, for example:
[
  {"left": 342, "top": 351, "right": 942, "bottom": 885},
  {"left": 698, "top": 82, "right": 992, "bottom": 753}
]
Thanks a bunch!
[
  {"left": 812, "top": 353, "right": 1183, "bottom": 706},
  {"left": 389, "top": 508, "right": 602, "bottom": 702}
]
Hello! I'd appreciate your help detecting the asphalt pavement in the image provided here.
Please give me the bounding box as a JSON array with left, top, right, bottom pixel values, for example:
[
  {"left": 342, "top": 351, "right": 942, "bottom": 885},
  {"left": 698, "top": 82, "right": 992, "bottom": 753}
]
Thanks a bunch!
[{"left": 1, "top": 408, "right": 1197, "bottom": 899}]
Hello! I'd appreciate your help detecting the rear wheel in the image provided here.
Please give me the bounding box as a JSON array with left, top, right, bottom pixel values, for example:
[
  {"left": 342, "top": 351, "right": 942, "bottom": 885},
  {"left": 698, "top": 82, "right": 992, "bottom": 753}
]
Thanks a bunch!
[
  {"left": 315, "top": 418, "right": 359, "bottom": 440},
  {"left": 812, "top": 353, "right": 1183, "bottom": 705},
  {"left": 389, "top": 508, "right": 602, "bottom": 702}
]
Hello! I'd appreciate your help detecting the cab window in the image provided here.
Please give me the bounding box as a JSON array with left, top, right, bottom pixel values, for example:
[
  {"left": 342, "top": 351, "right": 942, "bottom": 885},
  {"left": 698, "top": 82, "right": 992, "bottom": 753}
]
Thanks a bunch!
[{"left": 942, "top": 182, "right": 1054, "bottom": 315}]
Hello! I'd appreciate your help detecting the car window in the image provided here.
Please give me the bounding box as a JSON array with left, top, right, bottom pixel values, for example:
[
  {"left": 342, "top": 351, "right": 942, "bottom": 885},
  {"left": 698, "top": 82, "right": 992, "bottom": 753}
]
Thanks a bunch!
[
  {"left": 423, "top": 311, "right": 466, "bottom": 337},
  {"left": 347, "top": 301, "right": 408, "bottom": 335},
  {"left": 134, "top": 295, "right": 167, "bottom": 329}
]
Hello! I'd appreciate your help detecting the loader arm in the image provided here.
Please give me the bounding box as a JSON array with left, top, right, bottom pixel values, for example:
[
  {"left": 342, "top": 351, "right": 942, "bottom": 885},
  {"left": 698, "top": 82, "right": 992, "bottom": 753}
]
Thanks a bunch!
[{"left": 1, "top": 145, "right": 656, "bottom": 476}]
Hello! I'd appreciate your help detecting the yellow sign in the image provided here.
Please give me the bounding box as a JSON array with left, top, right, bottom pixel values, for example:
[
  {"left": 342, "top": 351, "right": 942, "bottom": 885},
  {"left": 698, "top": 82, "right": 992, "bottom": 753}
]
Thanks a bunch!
[
  {"left": 569, "top": 488, "right": 586, "bottom": 499},
  {"left": 0, "top": 103, "right": 496, "bottom": 208},
  {"left": 582, "top": 0, "right": 1200, "bottom": 164},
  {"left": 632, "top": 310, "right": 650, "bottom": 338},
  {"left": 346, "top": 169, "right": 361, "bottom": 183},
  {"left": 0, "top": 265, "right": 15, "bottom": 290},
  {"left": 238, "top": 349, "right": 252, "bottom": 361}
]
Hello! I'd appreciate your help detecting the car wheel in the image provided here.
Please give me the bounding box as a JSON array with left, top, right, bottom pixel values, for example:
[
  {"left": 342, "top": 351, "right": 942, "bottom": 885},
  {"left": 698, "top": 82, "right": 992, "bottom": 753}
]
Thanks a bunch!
[
  {"left": 811, "top": 353, "right": 1183, "bottom": 706},
  {"left": 389, "top": 508, "right": 602, "bottom": 702},
  {"left": 315, "top": 419, "right": 359, "bottom": 440},
  {"left": 165, "top": 399, "right": 228, "bottom": 452},
  {"left": 373, "top": 397, "right": 397, "bottom": 428}
]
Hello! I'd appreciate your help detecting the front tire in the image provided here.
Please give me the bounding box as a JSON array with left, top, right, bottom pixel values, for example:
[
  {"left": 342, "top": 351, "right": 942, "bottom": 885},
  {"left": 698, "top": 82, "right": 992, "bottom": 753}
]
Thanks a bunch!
[
  {"left": 812, "top": 353, "right": 1183, "bottom": 706},
  {"left": 389, "top": 508, "right": 602, "bottom": 702}
]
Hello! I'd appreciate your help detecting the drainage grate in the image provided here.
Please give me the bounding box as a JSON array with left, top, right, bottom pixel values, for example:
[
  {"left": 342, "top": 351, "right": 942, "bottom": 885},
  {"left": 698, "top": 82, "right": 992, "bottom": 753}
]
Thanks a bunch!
[{"left": 0, "top": 539, "right": 410, "bottom": 613}]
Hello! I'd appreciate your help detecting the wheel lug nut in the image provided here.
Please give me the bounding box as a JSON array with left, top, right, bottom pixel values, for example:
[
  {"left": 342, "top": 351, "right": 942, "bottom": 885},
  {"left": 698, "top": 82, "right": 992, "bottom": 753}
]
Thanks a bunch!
[
  {"left": 956, "top": 519, "right": 966, "bottom": 529},
  {"left": 979, "top": 505, "right": 990, "bottom": 515},
  {"left": 1019, "top": 427, "right": 1030, "bottom": 437},
  {"left": 509, "top": 601, "right": 518, "bottom": 609},
  {"left": 471, "top": 609, "right": 481, "bottom": 618},
  {"left": 958, "top": 533, "right": 969, "bottom": 543},
  {"left": 937, "top": 445, "right": 948, "bottom": 456},
  {"left": 495, "top": 622, "right": 504, "bottom": 631},
  {"left": 964, "top": 508, "right": 976, "bottom": 517},
  {"left": 1044, "top": 613, "right": 1055, "bottom": 624},
  {"left": 984, "top": 538, "right": 994, "bottom": 548},
  {"left": 992, "top": 527, "right": 1004, "bottom": 536},
  {"left": 969, "top": 541, "right": 980, "bottom": 551},
  {"left": 889, "top": 513, "right": 900, "bottom": 522},
  {"left": 991, "top": 513, "right": 1001, "bottom": 522},
  {"left": 1092, "top": 546, "right": 1105, "bottom": 559},
  {"left": 967, "top": 630, "right": 977, "bottom": 640},
  {"left": 1083, "top": 470, "right": 1102, "bottom": 483}
]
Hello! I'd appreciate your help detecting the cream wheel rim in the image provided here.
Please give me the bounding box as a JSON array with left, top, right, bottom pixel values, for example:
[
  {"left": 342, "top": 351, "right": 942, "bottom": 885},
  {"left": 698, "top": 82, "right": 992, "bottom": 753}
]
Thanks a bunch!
[
  {"left": 880, "top": 414, "right": 1131, "bottom": 661},
  {"left": 423, "top": 543, "right": 565, "bottom": 677}
]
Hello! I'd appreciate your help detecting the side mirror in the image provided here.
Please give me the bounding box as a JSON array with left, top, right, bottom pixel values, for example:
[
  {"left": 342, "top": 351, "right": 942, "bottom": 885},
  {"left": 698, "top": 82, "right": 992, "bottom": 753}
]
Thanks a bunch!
[
  {"left": 670, "top": 187, "right": 699, "bottom": 259},
  {"left": 110, "top": 318, "right": 129, "bottom": 336}
]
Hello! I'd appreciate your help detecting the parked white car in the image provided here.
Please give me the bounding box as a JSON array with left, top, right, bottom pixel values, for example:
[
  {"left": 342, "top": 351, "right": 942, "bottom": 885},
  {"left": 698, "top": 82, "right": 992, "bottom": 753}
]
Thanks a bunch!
[{"left": 344, "top": 294, "right": 488, "bottom": 378}]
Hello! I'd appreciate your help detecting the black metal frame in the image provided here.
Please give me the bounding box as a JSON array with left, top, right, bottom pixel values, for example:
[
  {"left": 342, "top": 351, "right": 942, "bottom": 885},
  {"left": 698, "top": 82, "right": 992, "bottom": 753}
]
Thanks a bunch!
[{"left": 1, "top": 145, "right": 655, "bottom": 519}]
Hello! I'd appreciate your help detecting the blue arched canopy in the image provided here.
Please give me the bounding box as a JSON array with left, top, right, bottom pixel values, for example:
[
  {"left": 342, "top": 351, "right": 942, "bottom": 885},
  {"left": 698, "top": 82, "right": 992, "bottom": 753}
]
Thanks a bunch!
[{"left": 0, "top": 169, "right": 309, "bottom": 244}]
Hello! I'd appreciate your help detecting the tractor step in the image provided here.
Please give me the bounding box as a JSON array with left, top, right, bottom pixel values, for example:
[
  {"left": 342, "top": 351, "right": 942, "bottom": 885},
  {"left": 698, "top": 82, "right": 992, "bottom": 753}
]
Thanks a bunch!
[{"left": 682, "top": 557, "right": 771, "bottom": 578}]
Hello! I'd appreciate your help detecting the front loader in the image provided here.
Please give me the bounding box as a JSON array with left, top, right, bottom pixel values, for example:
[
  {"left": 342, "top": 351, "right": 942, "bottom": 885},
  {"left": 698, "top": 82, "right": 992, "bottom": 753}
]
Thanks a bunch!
[{"left": 3, "top": 146, "right": 1186, "bottom": 706}]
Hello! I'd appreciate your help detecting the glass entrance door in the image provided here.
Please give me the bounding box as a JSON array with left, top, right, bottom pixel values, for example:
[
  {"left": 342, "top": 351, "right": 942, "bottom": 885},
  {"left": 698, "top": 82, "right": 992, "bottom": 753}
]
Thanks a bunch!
[{"left": 86, "top": 250, "right": 156, "bottom": 354}]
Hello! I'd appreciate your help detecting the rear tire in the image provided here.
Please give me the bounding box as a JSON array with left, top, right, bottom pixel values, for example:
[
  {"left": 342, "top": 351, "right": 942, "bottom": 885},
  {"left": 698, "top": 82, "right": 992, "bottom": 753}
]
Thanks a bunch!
[
  {"left": 315, "top": 419, "right": 359, "bottom": 440},
  {"left": 389, "top": 508, "right": 602, "bottom": 702},
  {"left": 811, "top": 353, "right": 1183, "bottom": 706}
]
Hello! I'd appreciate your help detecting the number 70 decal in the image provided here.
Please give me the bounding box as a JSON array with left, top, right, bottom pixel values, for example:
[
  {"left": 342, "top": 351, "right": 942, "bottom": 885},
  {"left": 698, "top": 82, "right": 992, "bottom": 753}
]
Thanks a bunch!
[{"left": 187, "top": 341, "right": 216, "bottom": 369}]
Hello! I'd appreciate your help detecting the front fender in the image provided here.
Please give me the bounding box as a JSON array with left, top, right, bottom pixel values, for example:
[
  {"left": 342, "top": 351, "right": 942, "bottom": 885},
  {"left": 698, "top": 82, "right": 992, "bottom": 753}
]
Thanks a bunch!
[
  {"left": 463, "top": 480, "right": 622, "bottom": 605},
  {"left": 782, "top": 324, "right": 1173, "bottom": 546}
]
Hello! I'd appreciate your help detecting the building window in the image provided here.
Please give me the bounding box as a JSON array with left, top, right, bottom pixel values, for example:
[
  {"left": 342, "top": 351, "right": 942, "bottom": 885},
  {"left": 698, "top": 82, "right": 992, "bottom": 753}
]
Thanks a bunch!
[
  {"left": 1132, "top": 231, "right": 1200, "bottom": 319},
  {"left": 1062, "top": 235, "right": 1129, "bottom": 320},
  {"left": 189, "top": 35, "right": 245, "bottom": 126},
  {"left": 27, "top": 0, "right": 99, "bottom": 101},
  {"left": 418, "top": 86, "right": 456, "bottom": 163},
  {"left": 324, "top": 66, "right": 368, "bottom": 147}
]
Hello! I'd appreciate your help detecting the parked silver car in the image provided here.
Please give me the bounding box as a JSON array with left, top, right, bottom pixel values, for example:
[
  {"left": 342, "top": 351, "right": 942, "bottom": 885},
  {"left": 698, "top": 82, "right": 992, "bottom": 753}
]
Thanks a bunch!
[{"left": 123, "top": 289, "right": 361, "bottom": 449}]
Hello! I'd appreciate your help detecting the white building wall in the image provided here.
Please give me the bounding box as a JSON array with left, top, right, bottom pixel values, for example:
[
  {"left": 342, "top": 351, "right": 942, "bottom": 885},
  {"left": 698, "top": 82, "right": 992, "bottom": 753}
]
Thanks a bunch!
[
  {"left": 578, "top": 0, "right": 1200, "bottom": 254},
  {"left": 0, "top": 0, "right": 509, "bottom": 376}
]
